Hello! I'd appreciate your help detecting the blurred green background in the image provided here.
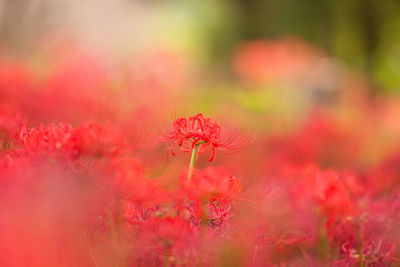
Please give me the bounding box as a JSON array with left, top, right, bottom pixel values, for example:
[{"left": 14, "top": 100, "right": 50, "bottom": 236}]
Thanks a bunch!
[{"left": 1, "top": 0, "right": 400, "bottom": 92}]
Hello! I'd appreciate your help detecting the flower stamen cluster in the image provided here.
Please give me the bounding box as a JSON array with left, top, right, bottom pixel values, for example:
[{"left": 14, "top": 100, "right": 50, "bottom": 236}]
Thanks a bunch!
[{"left": 163, "top": 113, "right": 232, "bottom": 162}]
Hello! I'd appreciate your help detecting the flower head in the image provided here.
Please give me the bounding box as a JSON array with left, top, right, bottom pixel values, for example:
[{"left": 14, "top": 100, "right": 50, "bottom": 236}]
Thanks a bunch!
[
  {"left": 18, "top": 123, "right": 73, "bottom": 156},
  {"left": 163, "top": 113, "right": 243, "bottom": 161}
]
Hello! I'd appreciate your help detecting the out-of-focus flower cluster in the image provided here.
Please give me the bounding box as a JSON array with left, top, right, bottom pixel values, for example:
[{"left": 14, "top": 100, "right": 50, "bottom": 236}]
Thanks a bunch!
[{"left": 1, "top": 38, "right": 400, "bottom": 267}]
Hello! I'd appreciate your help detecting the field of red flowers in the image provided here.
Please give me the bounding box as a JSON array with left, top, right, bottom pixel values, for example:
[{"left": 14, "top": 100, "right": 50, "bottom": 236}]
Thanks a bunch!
[{"left": 1, "top": 38, "right": 400, "bottom": 267}]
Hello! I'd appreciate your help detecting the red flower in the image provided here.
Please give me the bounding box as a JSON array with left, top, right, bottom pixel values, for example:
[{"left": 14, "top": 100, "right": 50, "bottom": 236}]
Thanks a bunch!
[
  {"left": 180, "top": 167, "right": 242, "bottom": 201},
  {"left": 18, "top": 122, "right": 126, "bottom": 160},
  {"left": 68, "top": 122, "right": 126, "bottom": 158},
  {"left": 163, "top": 113, "right": 243, "bottom": 161},
  {"left": 109, "top": 157, "right": 167, "bottom": 206},
  {"left": 18, "top": 123, "right": 73, "bottom": 156}
]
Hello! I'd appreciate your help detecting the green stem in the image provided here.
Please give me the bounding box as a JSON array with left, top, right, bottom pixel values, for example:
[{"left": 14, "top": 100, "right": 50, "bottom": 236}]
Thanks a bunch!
[
  {"left": 357, "top": 223, "right": 364, "bottom": 267},
  {"left": 188, "top": 144, "right": 199, "bottom": 181}
]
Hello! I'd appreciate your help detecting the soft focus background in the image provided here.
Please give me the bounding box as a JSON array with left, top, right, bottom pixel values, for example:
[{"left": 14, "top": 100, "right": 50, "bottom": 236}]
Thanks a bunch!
[
  {"left": 2, "top": 0, "right": 400, "bottom": 168},
  {"left": 2, "top": 1, "right": 400, "bottom": 266}
]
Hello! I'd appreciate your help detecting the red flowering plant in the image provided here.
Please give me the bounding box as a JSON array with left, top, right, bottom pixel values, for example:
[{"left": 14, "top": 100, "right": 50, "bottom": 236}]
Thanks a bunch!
[
  {"left": 328, "top": 196, "right": 400, "bottom": 266},
  {"left": 18, "top": 123, "right": 74, "bottom": 158},
  {"left": 180, "top": 167, "right": 242, "bottom": 229},
  {"left": 160, "top": 113, "right": 247, "bottom": 237},
  {"left": 107, "top": 157, "right": 169, "bottom": 226},
  {"left": 17, "top": 122, "right": 125, "bottom": 162},
  {"left": 162, "top": 113, "right": 249, "bottom": 180}
]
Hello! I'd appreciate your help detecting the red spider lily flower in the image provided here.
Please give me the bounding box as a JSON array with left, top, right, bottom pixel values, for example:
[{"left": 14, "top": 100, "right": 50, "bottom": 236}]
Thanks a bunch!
[
  {"left": 18, "top": 123, "right": 73, "bottom": 156},
  {"left": 18, "top": 122, "right": 126, "bottom": 160},
  {"left": 206, "top": 198, "right": 232, "bottom": 228},
  {"left": 118, "top": 198, "right": 158, "bottom": 225},
  {"left": 162, "top": 113, "right": 246, "bottom": 162},
  {"left": 185, "top": 198, "right": 232, "bottom": 229},
  {"left": 338, "top": 240, "right": 398, "bottom": 266},
  {"left": 68, "top": 122, "right": 126, "bottom": 158}
]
